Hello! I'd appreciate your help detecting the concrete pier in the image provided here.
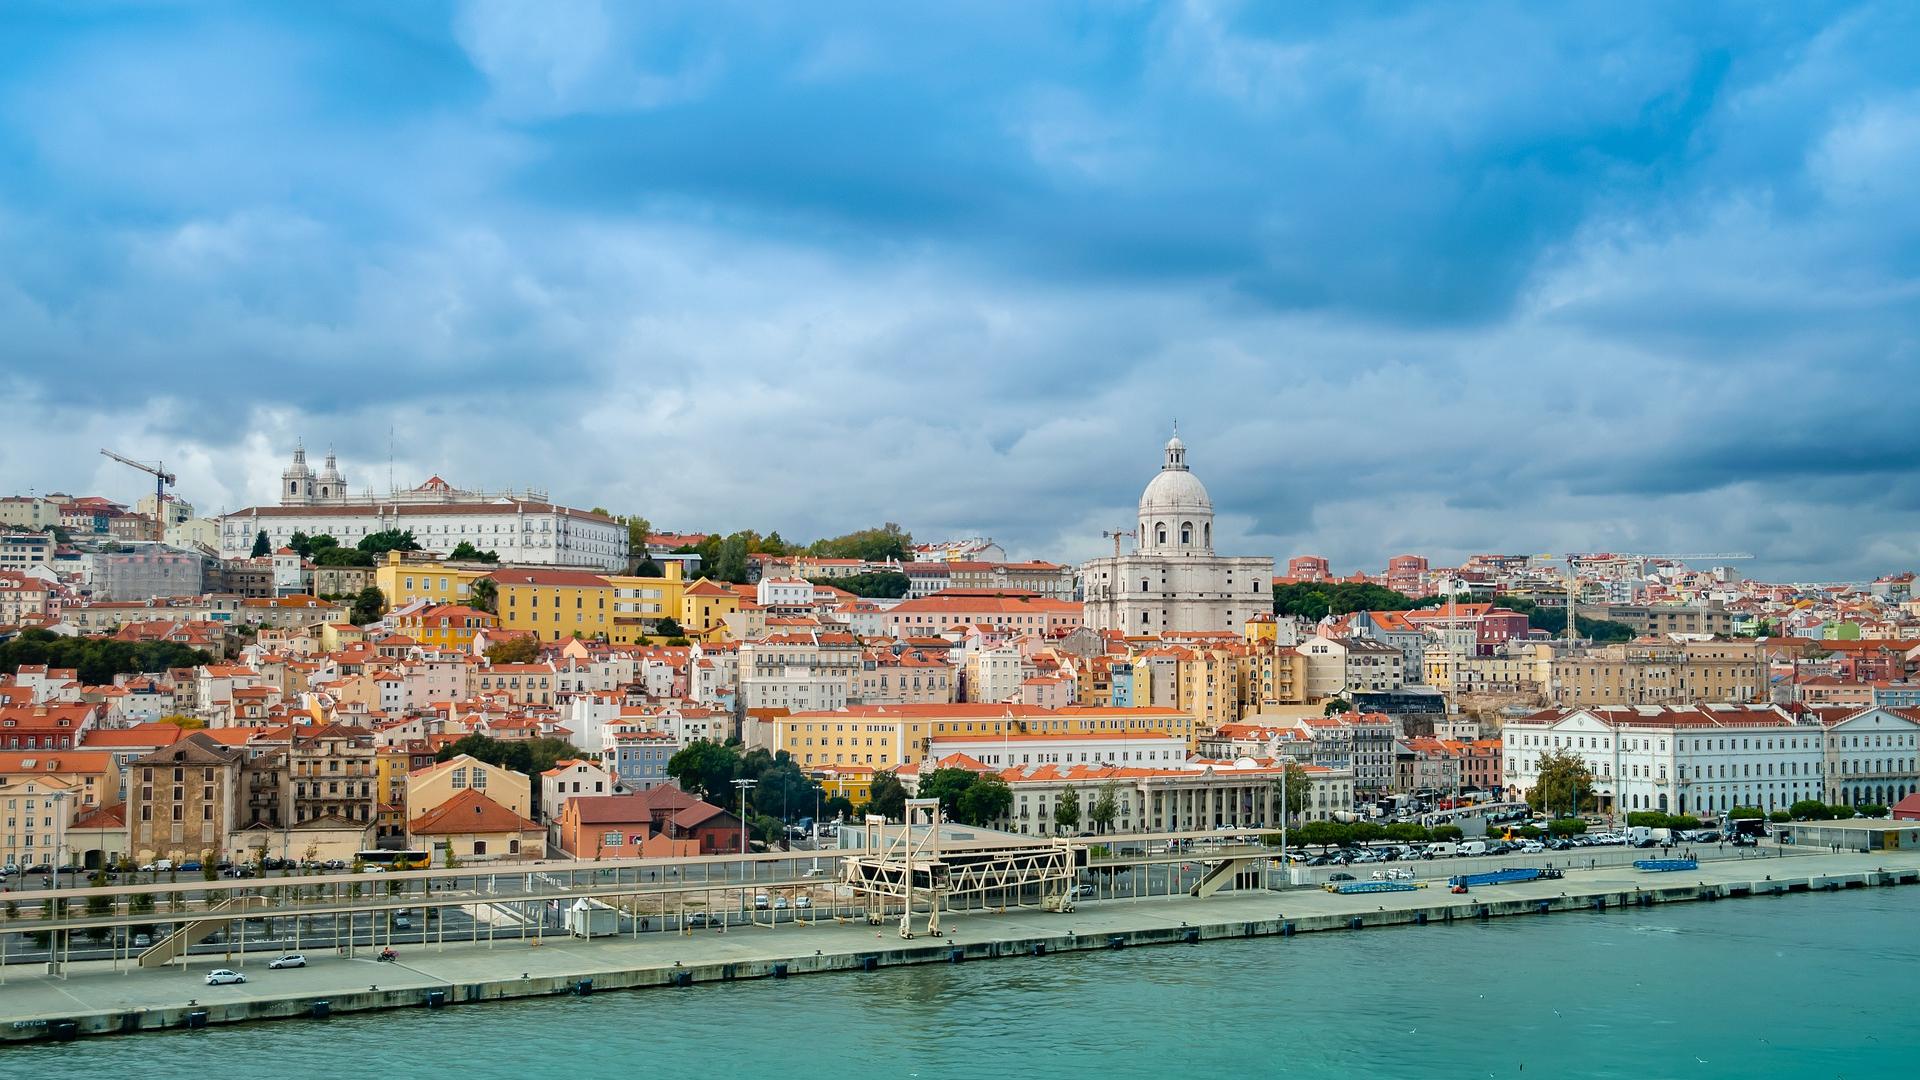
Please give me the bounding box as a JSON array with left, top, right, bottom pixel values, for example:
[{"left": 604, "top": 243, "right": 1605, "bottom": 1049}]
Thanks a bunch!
[{"left": 4, "top": 849, "right": 1915, "bottom": 1044}]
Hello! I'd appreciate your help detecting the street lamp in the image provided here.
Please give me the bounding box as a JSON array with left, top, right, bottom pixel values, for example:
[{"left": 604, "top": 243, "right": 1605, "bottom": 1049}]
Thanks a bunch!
[
  {"left": 49, "top": 789, "right": 70, "bottom": 892},
  {"left": 732, "top": 778, "right": 755, "bottom": 856}
]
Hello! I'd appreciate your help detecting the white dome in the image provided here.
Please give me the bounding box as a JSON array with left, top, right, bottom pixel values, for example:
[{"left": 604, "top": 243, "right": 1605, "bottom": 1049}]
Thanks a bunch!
[{"left": 1139, "top": 467, "right": 1212, "bottom": 513}]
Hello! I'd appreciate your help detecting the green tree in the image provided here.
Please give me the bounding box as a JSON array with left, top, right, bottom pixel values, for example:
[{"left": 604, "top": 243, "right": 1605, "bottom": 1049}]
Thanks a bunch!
[
  {"left": 448, "top": 541, "right": 500, "bottom": 563},
  {"left": 313, "top": 545, "right": 374, "bottom": 567},
  {"left": 710, "top": 532, "right": 752, "bottom": 584},
  {"left": 591, "top": 511, "right": 652, "bottom": 561},
  {"left": 1525, "top": 748, "right": 1595, "bottom": 817},
  {"left": 808, "top": 523, "right": 914, "bottom": 563},
  {"left": 1052, "top": 787, "right": 1081, "bottom": 833},
  {"left": 1089, "top": 781, "right": 1120, "bottom": 834},
  {"left": 654, "top": 616, "right": 684, "bottom": 637},
  {"left": 1383, "top": 822, "right": 1430, "bottom": 843},
  {"left": 1728, "top": 805, "right": 1765, "bottom": 820},
  {"left": 250, "top": 530, "right": 271, "bottom": 557},
  {"left": 356, "top": 529, "right": 422, "bottom": 556},
  {"left": 1274, "top": 762, "right": 1312, "bottom": 821},
  {"left": 956, "top": 774, "right": 1012, "bottom": 826},
  {"left": 916, "top": 767, "right": 980, "bottom": 822},
  {"left": 751, "top": 752, "right": 819, "bottom": 820},
  {"left": 483, "top": 635, "right": 541, "bottom": 664},
  {"left": 469, "top": 578, "right": 498, "bottom": 614},
  {"left": 0, "top": 629, "right": 210, "bottom": 684},
  {"left": 1827, "top": 803, "right": 1858, "bottom": 820},
  {"left": 1857, "top": 803, "right": 1888, "bottom": 818},
  {"left": 1349, "top": 820, "right": 1384, "bottom": 842},
  {"left": 1546, "top": 818, "right": 1587, "bottom": 836},
  {"left": 1788, "top": 799, "right": 1831, "bottom": 820},
  {"left": 634, "top": 557, "right": 665, "bottom": 578},
  {"left": 867, "top": 771, "right": 908, "bottom": 821},
  {"left": 349, "top": 586, "right": 387, "bottom": 624},
  {"left": 288, "top": 530, "right": 314, "bottom": 558},
  {"left": 1322, "top": 698, "right": 1353, "bottom": 717},
  {"left": 1294, "top": 820, "right": 1349, "bottom": 849},
  {"left": 665, "top": 741, "right": 744, "bottom": 804},
  {"left": 1271, "top": 582, "right": 1420, "bottom": 620},
  {"left": 1430, "top": 824, "right": 1465, "bottom": 841},
  {"left": 809, "top": 571, "right": 911, "bottom": 599}
]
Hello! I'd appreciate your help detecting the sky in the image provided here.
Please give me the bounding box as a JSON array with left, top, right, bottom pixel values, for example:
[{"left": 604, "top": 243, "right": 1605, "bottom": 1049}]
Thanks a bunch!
[{"left": 1, "top": 1, "right": 1917, "bottom": 582}]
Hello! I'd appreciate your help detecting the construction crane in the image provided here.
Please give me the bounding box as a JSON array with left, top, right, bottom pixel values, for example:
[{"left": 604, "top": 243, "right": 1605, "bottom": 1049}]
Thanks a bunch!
[
  {"left": 1100, "top": 527, "right": 1135, "bottom": 559},
  {"left": 1550, "top": 552, "right": 1756, "bottom": 642},
  {"left": 99, "top": 448, "right": 176, "bottom": 514}
]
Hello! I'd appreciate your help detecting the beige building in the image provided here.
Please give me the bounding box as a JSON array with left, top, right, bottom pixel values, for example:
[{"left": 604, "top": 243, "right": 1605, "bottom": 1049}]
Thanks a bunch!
[
  {"left": 127, "top": 733, "right": 244, "bottom": 863},
  {"left": 1547, "top": 639, "right": 1766, "bottom": 706},
  {"left": 406, "top": 754, "right": 532, "bottom": 820},
  {"left": 753, "top": 703, "right": 1197, "bottom": 770},
  {"left": 1580, "top": 601, "right": 1736, "bottom": 637}
]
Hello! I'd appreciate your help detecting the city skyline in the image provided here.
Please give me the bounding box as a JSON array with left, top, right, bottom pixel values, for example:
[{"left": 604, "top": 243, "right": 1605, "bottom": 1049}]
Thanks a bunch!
[{"left": 2, "top": 4, "right": 1917, "bottom": 579}]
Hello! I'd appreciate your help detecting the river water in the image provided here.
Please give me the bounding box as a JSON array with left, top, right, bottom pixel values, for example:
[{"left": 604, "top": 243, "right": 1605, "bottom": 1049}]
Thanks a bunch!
[{"left": 22, "top": 889, "right": 1918, "bottom": 1078}]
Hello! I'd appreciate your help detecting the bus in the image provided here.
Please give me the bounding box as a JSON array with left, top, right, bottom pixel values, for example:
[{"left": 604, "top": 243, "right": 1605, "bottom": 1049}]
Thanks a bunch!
[{"left": 356, "top": 849, "right": 432, "bottom": 871}]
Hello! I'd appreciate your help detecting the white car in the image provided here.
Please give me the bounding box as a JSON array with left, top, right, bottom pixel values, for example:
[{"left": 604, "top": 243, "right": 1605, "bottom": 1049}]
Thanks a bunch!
[
  {"left": 794, "top": 895, "right": 812, "bottom": 909},
  {"left": 205, "top": 969, "right": 247, "bottom": 985},
  {"left": 268, "top": 953, "right": 306, "bottom": 969}
]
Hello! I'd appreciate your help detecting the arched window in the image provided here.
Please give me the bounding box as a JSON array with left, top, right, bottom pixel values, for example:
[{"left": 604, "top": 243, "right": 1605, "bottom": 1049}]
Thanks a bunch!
[
  {"left": 289, "top": 481, "right": 297, "bottom": 494},
  {"left": 1204, "top": 523, "right": 1211, "bottom": 548},
  {"left": 1180, "top": 522, "right": 1193, "bottom": 545},
  {"left": 1140, "top": 579, "right": 1149, "bottom": 592},
  {"left": 472, "top": 840, "right": 488, "bottom": 855},
  {"left": 1155, "top": 524, "right": 1167, "bottom": 545},
  {"left": 1140, "top": 612, "right": 1150, "bottom": 626}
]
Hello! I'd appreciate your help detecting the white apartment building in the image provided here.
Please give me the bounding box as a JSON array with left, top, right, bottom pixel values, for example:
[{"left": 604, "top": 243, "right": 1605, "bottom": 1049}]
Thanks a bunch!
[
  {"left": 1500, "top": 704, "right": 1920, "bottom": 818},
  {"left": 960, "top": 760, "right": 1355, "bottom": 836},
  {"left": 927, "top": 731, "right": 1190, "bottom": 770},
  {"left": 738, "top": 632, "right": 861, "bottom": 711}
]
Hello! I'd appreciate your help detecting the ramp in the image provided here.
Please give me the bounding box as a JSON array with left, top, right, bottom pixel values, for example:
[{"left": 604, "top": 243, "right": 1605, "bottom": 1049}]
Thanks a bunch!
[
  {"left": 137, "top": 895, "right": 271, "bottom": 968},
  {"left": 1189, "top": 856, "right": 1264, "bottom": 898}
]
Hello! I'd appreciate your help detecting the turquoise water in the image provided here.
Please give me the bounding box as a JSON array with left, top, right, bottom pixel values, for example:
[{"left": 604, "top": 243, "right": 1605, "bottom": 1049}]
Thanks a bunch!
[{"left": 22, "top": 889, "right": 1919, "bottom": 1078}]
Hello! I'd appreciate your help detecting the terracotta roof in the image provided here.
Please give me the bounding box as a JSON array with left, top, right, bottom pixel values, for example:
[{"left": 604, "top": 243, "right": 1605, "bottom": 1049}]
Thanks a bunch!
[{"left": 408, "top": 788, "right": 539, "bottom": 835}]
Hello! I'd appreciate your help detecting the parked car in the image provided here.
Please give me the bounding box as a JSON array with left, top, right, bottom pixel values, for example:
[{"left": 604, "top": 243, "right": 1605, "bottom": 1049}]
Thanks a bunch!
[
  {"left": 794, "top": 895, "right": 812, "bottom": 909},
  {"left": 393, "top": 915, "right": 412, "bottom": 929},
  {"left": 1327, "top": 872, "right": 1356, "bottom": 882},
  {"left": 205, "top": 969, "right": 246, "bottom": 985},
  {"left": 268, "top": 953, "right": 306, "bottom": 969},
  {"left": 753, "top": 893, "right": 770, "bottom": 910},
  {"left": 1071, "top": 883, "right": 1096, "bottom": 898},
  {"left": 132, "top": 933, "right": 152, "bottom": 948},
  {"left": 179, "top": 861, "right": 203, "bottom": 872}
]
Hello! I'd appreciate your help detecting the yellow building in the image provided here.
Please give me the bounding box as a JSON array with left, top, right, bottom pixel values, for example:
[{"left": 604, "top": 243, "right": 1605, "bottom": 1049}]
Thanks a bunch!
[
  {"left": 406, "top": 754, "right": 532, "bottom": 820},
  {"left": 756, "top": 703, "right": 1196, "bottom": 770},
  {"left": 810, "top": 764, "right": 875, "bottom": 807},
  {"left": 375, "top": 551, "right": 493, "bottom": 608},
  {"left": 680, "top": 577, "right": 742, "bottom": 641},
  {"left": 490, "top": 564, "right": 685, "bottom": 644},
  {"left": 393, "top": 604, "right": 497, "bottom": 651}
]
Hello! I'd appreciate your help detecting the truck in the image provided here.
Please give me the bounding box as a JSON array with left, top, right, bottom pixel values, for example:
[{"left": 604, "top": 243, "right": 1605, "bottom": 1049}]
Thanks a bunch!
[
  {"left": 1626, "top": 826, "right": 1663, "bottom": 847},
  {"left": 1724, "top": 816, "right": 1769, "bottom": 840}
]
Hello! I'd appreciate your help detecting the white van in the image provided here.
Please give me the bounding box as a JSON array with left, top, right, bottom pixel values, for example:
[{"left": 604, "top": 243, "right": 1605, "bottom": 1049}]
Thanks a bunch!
[
  {"left": 1425, "top": 843, "right": 1459, "bottom": 859},
  {"left": 1459, "top": 840, "right": 1489, "bottom": 857}
]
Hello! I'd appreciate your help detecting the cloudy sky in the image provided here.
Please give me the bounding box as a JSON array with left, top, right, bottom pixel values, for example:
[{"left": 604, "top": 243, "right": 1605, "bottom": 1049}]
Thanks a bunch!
[{"left": 2, "top": 2, "right": 1916, "bottom": 581}]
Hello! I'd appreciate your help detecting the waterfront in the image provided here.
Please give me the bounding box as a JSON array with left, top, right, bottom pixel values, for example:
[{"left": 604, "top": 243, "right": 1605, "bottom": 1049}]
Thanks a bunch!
[{"left": 23, "top": 888, "right": 1915, "bottom": 1078}]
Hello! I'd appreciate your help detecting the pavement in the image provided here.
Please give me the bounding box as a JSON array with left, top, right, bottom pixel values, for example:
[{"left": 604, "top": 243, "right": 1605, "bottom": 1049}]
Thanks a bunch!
[{"left": 1, "top": 847, "right": 1913, "bottom": 1030}]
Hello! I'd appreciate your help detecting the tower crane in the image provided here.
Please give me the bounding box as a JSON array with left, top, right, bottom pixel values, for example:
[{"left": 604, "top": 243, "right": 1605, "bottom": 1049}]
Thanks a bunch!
[
  {"left": 1101, "top": 527, "right": 1135, "bottom": 559},
  {"left": 99, "top": 448, "right": 176, "bottom": 516}
]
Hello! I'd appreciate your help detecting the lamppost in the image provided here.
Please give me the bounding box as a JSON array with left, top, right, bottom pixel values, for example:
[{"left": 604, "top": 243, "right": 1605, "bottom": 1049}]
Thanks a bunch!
[
  {"left": 732, "top": 778, "right": 755, "bottom": 856},
  {"left": 49, "top": 789, "right": 70, "bottom": 891}
]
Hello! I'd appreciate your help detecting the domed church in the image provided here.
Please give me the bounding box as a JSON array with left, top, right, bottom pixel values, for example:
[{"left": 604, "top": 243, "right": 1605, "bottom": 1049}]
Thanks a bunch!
[{"left": 1080, "top": 430, "right": 1274, "bottom": 633}]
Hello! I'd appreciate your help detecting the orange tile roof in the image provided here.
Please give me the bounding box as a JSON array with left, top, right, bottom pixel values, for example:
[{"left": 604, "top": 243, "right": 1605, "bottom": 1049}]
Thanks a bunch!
[{"left": 408, "top": 788, "right": 539, "bottom": 835}]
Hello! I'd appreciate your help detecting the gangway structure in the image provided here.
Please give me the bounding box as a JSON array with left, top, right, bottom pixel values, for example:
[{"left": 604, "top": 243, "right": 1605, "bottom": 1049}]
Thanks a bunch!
[
  {"left": 842, "top": 800, "right": 1077, "bottom": 938},
  {"left": 137, "top": 895, "right": 271, "bottom": 968}
]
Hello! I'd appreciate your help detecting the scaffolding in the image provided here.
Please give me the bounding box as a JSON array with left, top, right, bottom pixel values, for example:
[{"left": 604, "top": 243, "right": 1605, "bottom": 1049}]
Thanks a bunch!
[{"left": 842, "top": 800, "right": 1078, "bottom": 938}]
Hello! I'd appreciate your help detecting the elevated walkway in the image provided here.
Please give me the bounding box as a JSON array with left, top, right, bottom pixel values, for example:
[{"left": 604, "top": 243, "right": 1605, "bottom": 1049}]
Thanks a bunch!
[
  {"left": 1190, "top": 854, "right": 1266, "bottom": 898},
  {"left": 136, "top": 896, "right": 271, "bottom": 968}
]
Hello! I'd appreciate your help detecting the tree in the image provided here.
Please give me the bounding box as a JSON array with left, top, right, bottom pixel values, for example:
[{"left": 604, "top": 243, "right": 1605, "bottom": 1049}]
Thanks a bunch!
[
  {"left": 1728, "top": 805, "right": 1765, "bottom": 820},
  {"left": 634, "top": 557, "right": 665, "bottom": 578},
  {"left": 356, "top": 529, "right": 421, "bottom": 556},
  {"left": 591, "top": 511, "right": 652, "bottom": 561},
  {"left": 1788, "top": 799, "right": 1831, "bottom": 821},
  {"left": 867, "top": 771, "right": 908, "bottom": 821},
  {"left": 435, "top": 733, "right": 580, "bottom": 780},
  {"left": 1526, "top": 748, "right": 1595, "bottom": 817},
  {"left": 1089, "top": 781, "right": 1120, "bottom": 834},
  {"left": 250, "top": 530, "right": 271, "bottom": 557},
  {"left": 751, "top": 752, "right": 819, "bottom": 821},
  {"left": 448, "top": 541, "right": 500, "bottom": 563},
  {"left": 665, "top": 741, "right": 744, "bottom": 805},
  {"left": 710, "top": 532, "right": 752, "bottom": 584},
  {"left": 469, "top": 578, "right": 498, "bottom": 614},
  {"left": 810, "top": 571, "right": 911, "bottom": 599},
  {"left": 288, "top": 530, "right": 314, "bottom": 558},
  {"left": 956, "top": 774, "right": 1012, "bottom": 826},
  {"left": 1349, "top": 820, "right": 1384, "bottom": 842},
  {"left": 1274, "top": 762, "right": 1312, "bottom": 821},
  {"left": 1383, "top": 822, "right": 1430, "bottom": 843},
  {"left": 1322, "top": 698, "right": 1353, "bottom": 717},
  {"left": 313, "top": 545, "right": 374, "bottom": 567},
  {"left": 0, "top": 629, "right": 210, "bottom": 684},
  {"left": 1294, "top": 821, "right": 1349, "bottom": 849},
  {"left": 1272, "top": 582, "right": 1420, "bottom": 620},
  {"left": 1431, "top": 824, "right": 1465, "bottom": 841},
  {"left": 349, "top": 586, "right": 386, "bottom": 625},
  {"left": 916, "top": 767, "right": 981, "bottom": 822},
  {"left": 483, "top": 636, "right": 540, "bottom": 664},
  {"left": 654, "top": 616, "right": 684, "bottom": 637},
  {"left": 808, "top": 523, "right": 914, "bottom": 563},
  {"left": 1052, "top": 787, "right": 1081, "bottom": 833},
  {"left": 1546, "top": 818, "right": 1588, "bottom": 836}
]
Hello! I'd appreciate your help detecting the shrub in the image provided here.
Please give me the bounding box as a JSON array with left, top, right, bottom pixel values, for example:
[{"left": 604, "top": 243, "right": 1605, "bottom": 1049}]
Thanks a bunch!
[
  {"left": 1788, "top": 799, "right": 1830, "bottom": 821},
  {"left": 1728, "top": 805, "right": 1765, "bottom": 820},
  {"left": 1431, "top": 825, "right": 1464, "bottom": 842},
  {"left": 1768, "top": 810, "right": 1791, "bottom": 823},
  {"left": 1855, "top": 804, "right": 1888, "bottom": 818},
  {"left": 1827, "top": 804, "right": 1858, "bottom": 820},
  {"left": 1547, "top": 818, "right": 1588, "bottom": 836}
]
